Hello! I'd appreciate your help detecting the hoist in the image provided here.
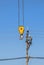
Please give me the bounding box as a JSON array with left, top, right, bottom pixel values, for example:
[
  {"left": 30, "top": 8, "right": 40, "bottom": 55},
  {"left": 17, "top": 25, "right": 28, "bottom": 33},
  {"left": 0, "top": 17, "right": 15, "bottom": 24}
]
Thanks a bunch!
[{"left": 18, "top": 0, "right": 25, "bottom": 39}]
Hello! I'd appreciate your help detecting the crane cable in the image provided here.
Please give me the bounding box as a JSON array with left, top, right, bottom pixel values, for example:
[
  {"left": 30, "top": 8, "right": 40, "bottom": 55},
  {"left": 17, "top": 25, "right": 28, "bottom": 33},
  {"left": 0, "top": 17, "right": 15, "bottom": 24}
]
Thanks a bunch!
[
  {"left": 18, "top": 0, "right": 24, "bottom": 27},
  {"left": 22, "top": 0, "right": 24, "bottom": 26},
  {"left": 18, "top": 0, "right": 20, "bottom": 26}
]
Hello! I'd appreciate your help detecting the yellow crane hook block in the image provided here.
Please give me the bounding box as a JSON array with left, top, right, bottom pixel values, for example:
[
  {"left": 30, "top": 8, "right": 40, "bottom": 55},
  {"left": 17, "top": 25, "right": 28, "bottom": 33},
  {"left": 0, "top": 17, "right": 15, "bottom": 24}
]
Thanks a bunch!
[
  {"left": 18, "top": 26, "right": 24, "bottom": 35},
  {"left": 18, "top": 26, "right": 24, "bottom": 39}
]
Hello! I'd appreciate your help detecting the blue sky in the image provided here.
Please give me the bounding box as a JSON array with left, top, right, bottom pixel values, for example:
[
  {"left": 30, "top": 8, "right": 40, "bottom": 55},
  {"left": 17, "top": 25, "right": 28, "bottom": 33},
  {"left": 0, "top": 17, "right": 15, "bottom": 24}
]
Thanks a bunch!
[{"left": 0, "top": 0, "right": 44, "bottom": 65}]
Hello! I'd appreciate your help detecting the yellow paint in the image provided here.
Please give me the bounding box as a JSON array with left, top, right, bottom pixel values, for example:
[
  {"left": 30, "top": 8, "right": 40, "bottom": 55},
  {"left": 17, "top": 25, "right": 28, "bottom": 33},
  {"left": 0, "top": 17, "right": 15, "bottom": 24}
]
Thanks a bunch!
[{"left": 18, "top": 26, "right": 24, "bottom": 35}]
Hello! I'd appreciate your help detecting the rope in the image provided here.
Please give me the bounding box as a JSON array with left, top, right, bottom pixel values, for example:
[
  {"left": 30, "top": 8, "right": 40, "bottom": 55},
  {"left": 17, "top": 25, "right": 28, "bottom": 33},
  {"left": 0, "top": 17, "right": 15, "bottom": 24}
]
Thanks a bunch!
[
  {"left": 18, "top": 0, "right": 24, "bottom": 26},
  {"left": 22, "top": 0, "right": 24, "bottom": 26},
  {"left": 18, "top": 0, "right": 20, "bottom": 26}
]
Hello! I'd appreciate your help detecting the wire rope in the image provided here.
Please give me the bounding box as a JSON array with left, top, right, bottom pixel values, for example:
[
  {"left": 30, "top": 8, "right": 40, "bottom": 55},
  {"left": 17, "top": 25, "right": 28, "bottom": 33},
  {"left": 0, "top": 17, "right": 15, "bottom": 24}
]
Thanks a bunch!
[
  {"left": 22, "top": 0, "right": 24, "bottom": 26},
  {"left": 18, "top": 0, "right": 24, "bottom": 26},
  {"left": 18, "top": 0, "right": 20, "bottom": 26}
]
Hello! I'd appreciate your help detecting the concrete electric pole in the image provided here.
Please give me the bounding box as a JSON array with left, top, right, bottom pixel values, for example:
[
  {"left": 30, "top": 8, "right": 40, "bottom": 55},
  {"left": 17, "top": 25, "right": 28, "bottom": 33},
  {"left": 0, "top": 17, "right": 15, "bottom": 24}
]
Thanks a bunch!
[{"left": 26, "top": 30, "right": 32, "bottom": 65}]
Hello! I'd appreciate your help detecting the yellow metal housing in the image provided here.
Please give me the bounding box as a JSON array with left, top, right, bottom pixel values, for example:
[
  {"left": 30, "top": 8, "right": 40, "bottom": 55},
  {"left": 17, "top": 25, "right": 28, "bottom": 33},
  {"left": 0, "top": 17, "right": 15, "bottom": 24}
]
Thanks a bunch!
[{"left": 18, "top": 26, "right": 24, "bottom": 35}]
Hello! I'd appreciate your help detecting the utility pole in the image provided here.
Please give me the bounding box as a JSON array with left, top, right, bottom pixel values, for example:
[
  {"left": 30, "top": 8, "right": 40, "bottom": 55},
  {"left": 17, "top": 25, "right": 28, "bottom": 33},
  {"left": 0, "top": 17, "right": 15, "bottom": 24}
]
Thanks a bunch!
[{"left": 26, "top": 30, "right": 32, "bottom": 65}]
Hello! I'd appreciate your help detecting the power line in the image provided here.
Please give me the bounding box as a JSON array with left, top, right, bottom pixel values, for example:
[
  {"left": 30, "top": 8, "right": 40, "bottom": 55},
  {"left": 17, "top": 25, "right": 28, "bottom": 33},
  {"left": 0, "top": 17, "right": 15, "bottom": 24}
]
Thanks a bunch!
[
  {"left": 0, "top": 56, "right": 44, "bottom": 62},
  {"left": 30, "top": 56, "right": 44, "bottom": 59},
  {"left": 0, "top": 57, "right": 26, "bottom": 61}
]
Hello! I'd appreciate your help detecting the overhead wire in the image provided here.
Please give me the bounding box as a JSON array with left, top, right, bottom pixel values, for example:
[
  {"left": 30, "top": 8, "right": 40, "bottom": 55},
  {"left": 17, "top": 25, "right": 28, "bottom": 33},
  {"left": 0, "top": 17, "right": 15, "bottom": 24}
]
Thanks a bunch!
[
  {"left": 0, "top": 56, "right": 44, "bottom": 61},
  {"left": 30, "top": 56, "right": 44, "bottom": 59},
  {"left": 0, "top": 57, "right": 26, "bottom": 61}
]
